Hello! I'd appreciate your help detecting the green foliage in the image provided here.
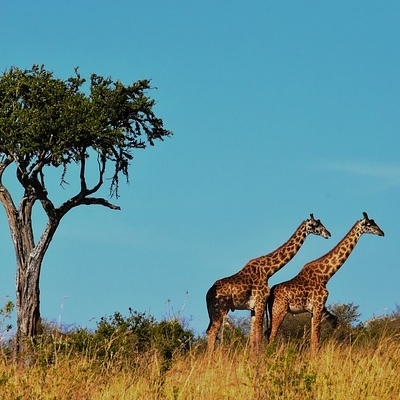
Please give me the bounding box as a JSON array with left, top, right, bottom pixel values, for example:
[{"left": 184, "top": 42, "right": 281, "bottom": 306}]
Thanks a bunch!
[
  {"left": 95, "top": 310, "right": 156, "bottom": 355},
  {"left": 328, "top": 302, "right": 362, "bottom": 344},
  {"left": 356, "top": 305, "right": 400, "bottom": 345},
  {"left": 218, "top": 314, "right": 250, "bottom": 349},
  {"left": 0, "top": 64, "right": 172, "bottom": 197},
  {"left": 328, "top": 302, "right": 361, "bottom": 328},
  {"left": 92, "top": 309, "right": 193, "bottom": 372},
  {"left": 153, "top": 319, "right": 193, "bottom": 362},
  {"left": 0, "top": 300, "right": 14, "bottom": 340},
  {"left": 30, "top": 309, "right": 194, "bottom": 373}
]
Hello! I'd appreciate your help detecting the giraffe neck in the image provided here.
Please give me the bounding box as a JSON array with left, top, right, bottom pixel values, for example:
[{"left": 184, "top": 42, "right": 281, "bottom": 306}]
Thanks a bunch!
[
  {"left": 261, "top": 221, "right": 309, "bottom": 276},
  {"left": 306, "top": 221, "right": 362, "bottom": 282}
]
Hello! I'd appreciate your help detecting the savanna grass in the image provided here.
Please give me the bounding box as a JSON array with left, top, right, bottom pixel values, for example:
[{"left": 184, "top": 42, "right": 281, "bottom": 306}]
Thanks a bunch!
[{"left": 0, "top": 335, "right": 399, "bottom": 399}]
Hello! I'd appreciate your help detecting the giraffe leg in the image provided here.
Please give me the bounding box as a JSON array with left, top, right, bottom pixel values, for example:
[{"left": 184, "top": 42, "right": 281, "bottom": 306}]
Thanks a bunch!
[
  {"left": 252, "top": 301, "right": 267, "bottom": 354},
  {"left": 206, "top": 316, "right": 224, "bottom": 352},
  {"left": 249, "top": 308, "right": 264, "bottom": 355},
  {"left": 268, "top": 300, "right": 287, "bottom": 343},
  {"left": 249, "top": 309, "right": 256, "bottom": 345},
  {"left": 206, "top": 288, "right": 228, "bottom": 352},
  {"left": 310, "top": 311, "right": 322, "bottom": 354}
]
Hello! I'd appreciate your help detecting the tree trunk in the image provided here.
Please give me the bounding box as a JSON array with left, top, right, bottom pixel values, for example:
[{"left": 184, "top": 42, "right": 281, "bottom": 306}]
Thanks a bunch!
[
  {"left": 13, "top": 221, "right": 58, "bottom": 357},
  {"left": 15, "top": 256, "right": 41, "bottom": 355},
  {"left": 0, "top": 177, "right": 59, "bottom": 357}
]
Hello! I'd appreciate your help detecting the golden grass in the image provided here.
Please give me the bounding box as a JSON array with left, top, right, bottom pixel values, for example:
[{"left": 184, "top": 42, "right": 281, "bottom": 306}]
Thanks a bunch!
[{"left": 0, "top": 337, "right": 399, "bottom": 399}]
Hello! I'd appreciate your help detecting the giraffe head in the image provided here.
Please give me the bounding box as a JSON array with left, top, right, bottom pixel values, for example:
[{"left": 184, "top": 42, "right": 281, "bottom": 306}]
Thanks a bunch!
[
  {"left": 358, "top": 212, "right": 385, "bottom": 236},
  {"left": 306, "top": 214, "right": 331, "bottom": 239}
]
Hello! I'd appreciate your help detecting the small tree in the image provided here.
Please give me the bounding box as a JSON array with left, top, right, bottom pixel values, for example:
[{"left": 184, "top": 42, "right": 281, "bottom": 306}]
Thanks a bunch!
[{"left": 0, "top": 65, "right": 172, "bottom": 354}]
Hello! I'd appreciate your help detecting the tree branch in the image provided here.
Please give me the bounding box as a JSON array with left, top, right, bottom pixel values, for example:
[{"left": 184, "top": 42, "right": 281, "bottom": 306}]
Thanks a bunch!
[
  {"left": 0, "top": 157, "right": 18, "bottom": 217},
  {"left": 57, "top": 195, "right": 120, "bottom": 218},
  {"left": 85, "top": 152, "right": 106, "bottom": 195},
  {"left": 79, "top": 150, "right": 88, "bottom": 193},
  {"left": 79, "top": 197, "right": 121, "bottom": 210}
]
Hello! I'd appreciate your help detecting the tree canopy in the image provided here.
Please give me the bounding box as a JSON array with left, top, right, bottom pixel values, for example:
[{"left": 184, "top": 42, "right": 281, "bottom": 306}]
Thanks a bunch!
[{"left": 0, "top": 65, "right": 171, "bottom": 203}]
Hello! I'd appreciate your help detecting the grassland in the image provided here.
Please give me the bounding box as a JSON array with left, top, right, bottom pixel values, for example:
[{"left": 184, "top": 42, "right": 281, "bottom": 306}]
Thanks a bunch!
[{"left": 0, "top": 334, "right": 399, "bottom": 399}]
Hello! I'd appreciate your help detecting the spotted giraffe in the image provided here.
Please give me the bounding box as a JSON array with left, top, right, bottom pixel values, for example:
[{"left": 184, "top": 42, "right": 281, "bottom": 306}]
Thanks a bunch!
[
  {"left": 266, "top": 212, "right": 384, "bottom": 353},
  {"left": 206, "top": 214, "right": 331, "bottom": 353}
]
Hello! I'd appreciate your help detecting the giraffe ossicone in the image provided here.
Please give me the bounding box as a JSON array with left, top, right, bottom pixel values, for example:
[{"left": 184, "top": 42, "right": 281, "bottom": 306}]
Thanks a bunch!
[
  {"left": 266, "top": 212, "right": 384, "bottom": 353},
  {"left": 205, "top": 213, "right": 331, "bottom": 354}
]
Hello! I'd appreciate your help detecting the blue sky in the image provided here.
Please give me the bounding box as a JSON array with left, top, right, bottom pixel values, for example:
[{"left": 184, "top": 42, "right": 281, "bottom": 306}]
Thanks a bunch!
[{"left": 0, "top": 1, "right": 399, "bottom": 336}]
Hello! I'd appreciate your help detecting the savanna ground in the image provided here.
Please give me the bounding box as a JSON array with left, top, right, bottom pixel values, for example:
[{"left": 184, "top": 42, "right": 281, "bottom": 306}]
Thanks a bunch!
[{"left": 0, "top": 304, "right": 399, "bottom": 399}]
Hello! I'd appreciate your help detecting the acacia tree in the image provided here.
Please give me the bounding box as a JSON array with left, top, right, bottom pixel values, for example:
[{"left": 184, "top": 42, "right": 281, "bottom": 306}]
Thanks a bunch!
[{"left": 0, "top": 65, "right": 172, "bottom": 353}]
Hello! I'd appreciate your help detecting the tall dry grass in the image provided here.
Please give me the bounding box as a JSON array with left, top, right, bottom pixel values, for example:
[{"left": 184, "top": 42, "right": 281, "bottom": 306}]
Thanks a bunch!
[
  {"left": 163, "top": 337, "right": 400, "bottom": 400},
  {"left": 0, "top": 335, "right": 399, "bottom": 399}
]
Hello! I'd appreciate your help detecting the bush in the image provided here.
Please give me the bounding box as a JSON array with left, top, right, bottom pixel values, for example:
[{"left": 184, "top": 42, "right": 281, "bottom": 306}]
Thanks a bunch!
[
  {"left": 29, "top": 308, "right": 195, "bottom": 372},
  {"left": 217, "top": 314, "right": 250, "bottom": 349},
  {"left": 356, "top": 305, "right": 400, "bottom": 345}
]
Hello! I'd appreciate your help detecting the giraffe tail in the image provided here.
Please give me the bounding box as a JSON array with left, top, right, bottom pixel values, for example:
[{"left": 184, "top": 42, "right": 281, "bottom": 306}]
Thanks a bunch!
[
  {"left": 264, "top": 285, "right": 276, "bottom": 338},
  {"left": 205, "top": 284, "right": 217, "bottom": 334}
]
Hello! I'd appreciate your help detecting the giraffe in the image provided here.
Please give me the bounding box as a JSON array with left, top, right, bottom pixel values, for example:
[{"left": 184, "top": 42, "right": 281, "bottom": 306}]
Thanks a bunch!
[
  {"left": 206, "top": 214, "right": 331, "bottom": 353},
  {"left": 266, "top": 212, "right": 384, "bottom": 353}
]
